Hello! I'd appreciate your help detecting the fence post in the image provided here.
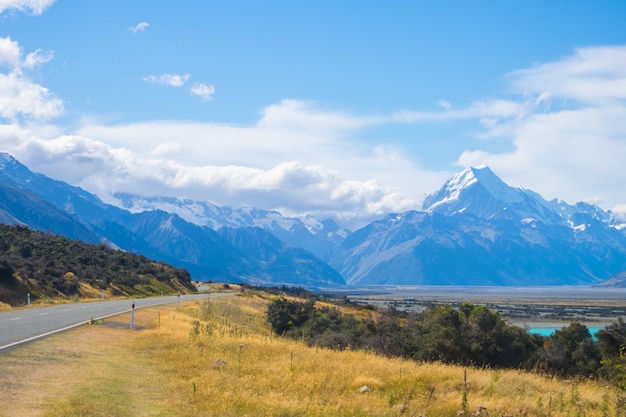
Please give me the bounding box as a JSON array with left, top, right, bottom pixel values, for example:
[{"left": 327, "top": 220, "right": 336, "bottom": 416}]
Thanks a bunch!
[{"left": 130, "top": 300, "right": 135, "bottom": 329}]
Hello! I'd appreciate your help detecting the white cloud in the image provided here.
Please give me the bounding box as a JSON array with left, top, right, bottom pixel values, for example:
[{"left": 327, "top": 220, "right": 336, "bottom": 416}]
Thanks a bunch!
[
  {"left": 0, "top": 0, "right": 55, "bottom": 15},
  {"left": 457, "top": 46, "right": 626, "bottom": 214},
  {"left": 23, "top": 49, "right": 53, "bottom": 69},
  {"left": 2, "top": 126, "right": 419, "bottom": 228},
  {"left": 0, "top": 37, "right": 62, "bottom": 120},
  {"left": 0, "top": 98, "right": 431, "bottom": 228},
  {"left": 391, "top": 99, "right": 523, "bottom": 124},
  {"left": 0, "top": 37, "right": 22, "bottom": 68},
  {"left": 142, "top": 73, "right": 190, "bottom": 87},
  {"left": 129, "top": 22, "right": 149, "bottom": 33},
  {"left": 190, "top": 83, "right": 215, "bottom": 101},
  {"left": 509, "top": 46, "right": 626, "bottom": 105},
  {"left": 257, "top": 99, "right": 377, "bottom": 135},
  {"left": 0, "top": 72, "right": 63, "bottom": 120},
  {"left": 0, "top": 38, "right": 53, "bottom": 71}
]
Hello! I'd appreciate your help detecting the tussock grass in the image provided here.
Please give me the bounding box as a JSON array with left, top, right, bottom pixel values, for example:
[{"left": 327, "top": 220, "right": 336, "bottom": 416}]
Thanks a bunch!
[{"left": 1, "top": 293, "right": 625, "bottom": 416}]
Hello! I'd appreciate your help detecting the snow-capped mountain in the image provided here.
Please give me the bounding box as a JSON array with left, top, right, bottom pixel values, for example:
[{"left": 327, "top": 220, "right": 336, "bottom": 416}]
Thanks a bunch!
[
  {"left": 0, "top": 153, "right": 345, "bottom": 286},
  {"left": 3, "top": 152, "right": 626, "bottom": 287},
  {"left": 423, "top": 164, "right": 563, "bottom": 224},
  {"left": 330, "top": 165, "right": 626, "bottom": 286},
  {"left": 422, "top": 164, "right": 626, "bottom": 231},
  {"left": 110, "top": 193, "right": 349, "bottom": 261}
]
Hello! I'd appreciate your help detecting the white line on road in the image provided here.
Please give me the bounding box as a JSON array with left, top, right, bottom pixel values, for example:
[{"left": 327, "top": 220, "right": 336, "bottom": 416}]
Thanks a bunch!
[
  {"left": 39, "top": 312, "right": 49, "bottom": 316},
  {"left": 0, "top": 293, "right": 232, "bottom": 351}
]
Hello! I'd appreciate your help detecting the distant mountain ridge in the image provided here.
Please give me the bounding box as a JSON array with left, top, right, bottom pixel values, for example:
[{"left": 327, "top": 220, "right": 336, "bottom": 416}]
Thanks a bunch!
[
  {"left": 330, "top": 165, "right": 626, "bottom": 285},
  {"left": 111, "top": 193, "right": 349, "bottom": 261},
  {"left": 0, "top": 153, "right": 344, "bottom": 286},
  {"left": 2, "top": 152, "right": 626, "bottom": 287}
]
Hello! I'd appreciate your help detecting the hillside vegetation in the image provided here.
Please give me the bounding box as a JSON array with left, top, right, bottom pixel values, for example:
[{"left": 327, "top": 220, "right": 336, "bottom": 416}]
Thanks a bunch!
[
  {"left": 2, "top": 291, "right": 626, "bottom": 416},
  {"left": 0, "top": 224, "right": 196, "bottom": 306}
]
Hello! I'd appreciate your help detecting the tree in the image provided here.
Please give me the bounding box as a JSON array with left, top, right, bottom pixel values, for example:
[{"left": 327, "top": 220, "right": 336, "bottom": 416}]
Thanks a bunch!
[
  {"left": 266, "top": 298, "right": 314, "bottom": 336},
  {"left": 541, "top": 323, "right": 601, "bottom": 376},
  {"left": 597, "top": 317, "right": 626, "bottom": 360},
  {"left": 0, "top": 260, "right": 15, "bottom": 285},
  {"left": 596, "top": 317, "right": 626, "bottom": 386}
]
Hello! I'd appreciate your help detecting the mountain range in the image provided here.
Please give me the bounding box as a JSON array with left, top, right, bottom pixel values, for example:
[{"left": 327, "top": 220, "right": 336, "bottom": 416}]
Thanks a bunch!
[{"left": 2, "top": 153, "right": 626, "bottom": 287}]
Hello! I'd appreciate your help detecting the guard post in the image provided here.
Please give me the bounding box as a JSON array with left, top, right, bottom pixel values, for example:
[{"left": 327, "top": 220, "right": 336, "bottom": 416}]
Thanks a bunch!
[{"left": 130, "top": 300, "right": 135, "bottom": 329}]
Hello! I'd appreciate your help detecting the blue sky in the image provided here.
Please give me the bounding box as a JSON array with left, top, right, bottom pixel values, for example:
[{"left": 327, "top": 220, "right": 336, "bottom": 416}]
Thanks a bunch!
[{"left": 2, "top": 1, "right": 626, "bottom": 228}]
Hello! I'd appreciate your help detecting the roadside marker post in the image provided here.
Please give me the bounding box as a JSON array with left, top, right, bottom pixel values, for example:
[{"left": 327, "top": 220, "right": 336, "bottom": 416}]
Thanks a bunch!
[
  {"left": 27, "top": 293, "right": 30, "bottom": 308},
  {"left": 130, "top": 300, "right": 135, "bottom": 329}
]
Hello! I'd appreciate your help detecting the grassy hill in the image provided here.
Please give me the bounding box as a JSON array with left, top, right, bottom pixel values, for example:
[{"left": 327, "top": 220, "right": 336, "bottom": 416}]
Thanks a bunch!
[
  {"left": 1, "top": 289, "right": 625, "bottom": 416},
  {"left": 0, "top": 224, "right": 196, "bottom": 306}
]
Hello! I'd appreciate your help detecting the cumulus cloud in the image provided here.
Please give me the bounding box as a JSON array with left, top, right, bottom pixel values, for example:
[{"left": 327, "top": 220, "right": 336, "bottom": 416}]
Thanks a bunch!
[
  {"left": 142, "top": 73, "right": 190, "bottom": 87},
  {"left": 128, "top": 22, "right": 149, "bottom": 33},
  {"left": 190, "top": 83, "right": 215, "bottom": 100},
  {"left": 457, "top": 46, "right": 626, "bottom": 213},
  {"left": 0, "top": 72, "right": 63, "bottom": 120},
  {"left": 1, "top": 127, "right": 418, "bottom": 228},
  {"left": 0, "top": 37, "right": 22, "bottom": 68},
  {"left": 0, "top": 0, "right": 56, "bottom": 15},
  {"left": 0, "top": 36, "right": 62, "bottom": 120},
  {"left": 0, "top": 96, "right": 432, "bottom": 228}
]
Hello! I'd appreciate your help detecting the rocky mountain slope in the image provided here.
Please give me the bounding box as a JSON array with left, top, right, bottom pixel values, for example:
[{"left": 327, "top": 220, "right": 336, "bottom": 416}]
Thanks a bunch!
[
  {"left": 330, "top": 165, "right": 626, "bottom": 285},
  {"left": 2, "top": 153, "right": 626, "bottom": 287},
  {"left": 0, "top": 153, "right": 344, "bottom": 286}
]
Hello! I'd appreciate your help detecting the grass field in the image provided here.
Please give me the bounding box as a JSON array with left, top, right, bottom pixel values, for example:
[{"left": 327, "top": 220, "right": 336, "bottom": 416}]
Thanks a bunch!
[{"left": 1, "top": 291, "right": 625, "bottom": 416}]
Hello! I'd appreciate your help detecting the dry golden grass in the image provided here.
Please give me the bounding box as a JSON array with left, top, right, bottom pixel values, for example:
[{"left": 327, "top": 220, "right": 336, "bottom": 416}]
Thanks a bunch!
[{"left": 0, "top": 293, "right": 624, "bottom": 416}]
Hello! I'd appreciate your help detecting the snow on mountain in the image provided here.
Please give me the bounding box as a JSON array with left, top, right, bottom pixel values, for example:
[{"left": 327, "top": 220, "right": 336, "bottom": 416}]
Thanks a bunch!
[
  {"left": 0, "top": 154, "right": 345, "bottom": 287},
  {"left": 422, "top": 164, "right": 626, "bottom": 231},
  {"left": 423, "top": 165, "right": 535, "bottom": 219},
  {"left": 4, "top": 151, "right": 626, "bottom": 288},
  {"left": 425, "top": 164, "right": 523, "bottom": 212},
  {"left": 110, "top": 192, "right": 349, "bottom": 261},
  {"left": 113, "top": 192, "right": 333, "bottom": 233},
  {"left": 329, "top": 165, "right": 626, "bottom": 286}
]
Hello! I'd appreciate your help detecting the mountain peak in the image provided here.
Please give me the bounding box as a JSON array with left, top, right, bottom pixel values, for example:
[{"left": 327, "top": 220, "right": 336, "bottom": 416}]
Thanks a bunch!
[{"left": 423, "top": 165, "right": 523, "bottom": 215}]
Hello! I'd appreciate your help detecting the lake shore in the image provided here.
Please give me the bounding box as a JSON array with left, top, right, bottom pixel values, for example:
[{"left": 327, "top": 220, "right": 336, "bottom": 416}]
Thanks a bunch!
[
  {"left": 338, "top": 285, "right": 626, "bottom": 331},
  {"left": 506, "top": 318, "right": 615, "bottom": 330}
]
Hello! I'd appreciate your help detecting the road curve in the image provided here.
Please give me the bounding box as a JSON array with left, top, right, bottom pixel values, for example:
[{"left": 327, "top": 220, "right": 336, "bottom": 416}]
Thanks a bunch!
[{"left": 0, "top": 292, "right": 233, "bottom": 351}]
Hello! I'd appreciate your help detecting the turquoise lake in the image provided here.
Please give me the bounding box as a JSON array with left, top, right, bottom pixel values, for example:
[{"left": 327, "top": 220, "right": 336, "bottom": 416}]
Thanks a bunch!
[{"left": 527, "top": 327, "right": 602, "bottom": 338}]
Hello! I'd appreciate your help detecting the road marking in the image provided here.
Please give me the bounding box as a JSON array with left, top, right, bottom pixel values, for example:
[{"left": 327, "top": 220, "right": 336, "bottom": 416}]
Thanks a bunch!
[
  {"left": 0, "top": 293, "right": 233, "bottom": 351},
  {"left": 39, "top": 312, "right": 49, "bottom": 316}
]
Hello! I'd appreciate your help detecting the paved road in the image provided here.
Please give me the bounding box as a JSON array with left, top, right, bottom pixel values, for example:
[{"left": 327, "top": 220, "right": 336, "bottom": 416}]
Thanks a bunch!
[{"left": 0, "top": 293, "right": 233, "bottom": 351}]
